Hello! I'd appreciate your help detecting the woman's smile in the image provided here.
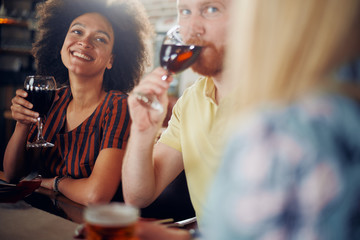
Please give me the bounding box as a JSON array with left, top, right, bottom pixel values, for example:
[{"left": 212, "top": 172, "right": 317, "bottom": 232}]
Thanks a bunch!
[{"left": 71, "top": 50, "right": 93, "bottom": 61}]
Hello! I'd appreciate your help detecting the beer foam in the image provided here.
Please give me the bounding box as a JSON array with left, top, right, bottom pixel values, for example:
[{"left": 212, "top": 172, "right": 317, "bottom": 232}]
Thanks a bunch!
[{"left": 85, "top": 203, "right": 139, "bottom": 226}]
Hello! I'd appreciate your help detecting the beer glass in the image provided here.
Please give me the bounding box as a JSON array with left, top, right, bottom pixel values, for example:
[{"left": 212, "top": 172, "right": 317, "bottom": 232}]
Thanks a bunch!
[{"left": 84, "top": 203, "right": 139, "bottom": 240}]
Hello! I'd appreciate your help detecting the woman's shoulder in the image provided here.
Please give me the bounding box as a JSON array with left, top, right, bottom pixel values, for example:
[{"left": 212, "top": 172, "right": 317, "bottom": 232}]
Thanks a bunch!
[
  {"left": 250, "top": 93, "right": 360, "bottom": 130},
  {"left": 102, "top": 90, "right": 129, "bottom": 111},
  {"left": 107, "top": 90, "right": 128, "bottom": 100},
  {"left": 52, "top": 86, "right": 71, "bottom": 106},
  {"left": 221, "top": 93, "right": 360, "bottom": 185},
  {"left": 283, "top": 93, "right": 360, "bottom": 132},
  {"left": 55, "top": 85, "right": 71, "bottom": 99},
  {"left": 231, "top": 93, "right": 360, "bottom": 159}
]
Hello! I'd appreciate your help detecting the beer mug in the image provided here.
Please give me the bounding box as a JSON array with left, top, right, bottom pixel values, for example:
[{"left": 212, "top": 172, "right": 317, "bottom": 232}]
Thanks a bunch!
[{"left": 84, "top": 203, "right": 139, "bottom": 240}]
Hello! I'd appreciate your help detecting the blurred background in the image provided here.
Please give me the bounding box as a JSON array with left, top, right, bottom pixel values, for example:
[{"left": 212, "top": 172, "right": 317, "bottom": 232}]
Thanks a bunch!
[{"left": 0, "top": 0, "right": 199, "bottom": 164}]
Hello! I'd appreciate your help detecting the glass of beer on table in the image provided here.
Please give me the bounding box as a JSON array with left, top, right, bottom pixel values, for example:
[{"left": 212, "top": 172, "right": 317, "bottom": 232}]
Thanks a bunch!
[{"left": 84, "top": 203, "right": 139, "bottom": 240}]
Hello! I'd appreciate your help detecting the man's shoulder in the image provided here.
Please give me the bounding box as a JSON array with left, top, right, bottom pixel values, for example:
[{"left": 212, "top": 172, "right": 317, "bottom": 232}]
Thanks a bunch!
[
  {"left": 173, "top": 76, "right": 212, "bottom": 114},
  {"left": 181, "top": 76, "right": 208, "bottom": 98}
]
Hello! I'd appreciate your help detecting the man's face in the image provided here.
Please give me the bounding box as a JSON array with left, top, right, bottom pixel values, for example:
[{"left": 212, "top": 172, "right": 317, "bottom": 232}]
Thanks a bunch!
[{"left": 177, "top": 0, "right": 231, "bottom": 77}]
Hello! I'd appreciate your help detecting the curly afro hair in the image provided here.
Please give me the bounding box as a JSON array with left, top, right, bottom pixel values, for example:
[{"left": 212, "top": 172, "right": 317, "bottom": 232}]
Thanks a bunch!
[{"left": 32, "top": 0, "right": 153, "bottom": 93}]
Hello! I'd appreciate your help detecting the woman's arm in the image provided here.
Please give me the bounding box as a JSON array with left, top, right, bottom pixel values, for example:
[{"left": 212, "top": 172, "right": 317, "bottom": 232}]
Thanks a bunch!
[
  {"left": 41, "top": 148, "right": 125, "bottom": 205},
  {"left": 3, "top": 123, "right": 31, "bottom": 182}
]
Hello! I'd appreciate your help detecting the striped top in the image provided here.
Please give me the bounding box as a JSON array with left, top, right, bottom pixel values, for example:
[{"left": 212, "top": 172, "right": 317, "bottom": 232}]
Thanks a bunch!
[{"left": 28, "top": 86, "right": 131, "bottom": 179}]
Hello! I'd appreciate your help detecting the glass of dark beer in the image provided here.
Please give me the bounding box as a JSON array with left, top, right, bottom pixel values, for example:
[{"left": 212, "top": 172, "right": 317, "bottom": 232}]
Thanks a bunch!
[
  {"left": 134, "top": 25, "right": 202, "bottom": 113},
  {"left": 24, "top": 75, "right": 56, "bottom": 148}
]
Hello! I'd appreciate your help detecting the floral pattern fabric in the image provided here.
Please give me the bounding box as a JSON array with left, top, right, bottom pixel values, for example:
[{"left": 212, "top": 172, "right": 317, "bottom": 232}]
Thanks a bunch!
[{"left": 203, "top": 93, "right": 360, "bottom": 240}]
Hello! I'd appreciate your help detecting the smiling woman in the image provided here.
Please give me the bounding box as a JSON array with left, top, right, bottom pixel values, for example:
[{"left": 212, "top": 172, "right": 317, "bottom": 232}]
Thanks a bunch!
[
  {"left": 3, "top": 0, "right": 153, "bottom": 206},
  {"left": 60, "top": 13, "right": 115, "bottom": 80},
  {"left": 33, "top": 0, "right": 152, "bottom": 92}
]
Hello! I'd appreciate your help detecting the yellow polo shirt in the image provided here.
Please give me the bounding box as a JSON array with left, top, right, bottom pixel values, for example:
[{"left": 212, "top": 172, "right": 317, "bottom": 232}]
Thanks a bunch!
[{"left": 159, "top": 76, "right": 223, "bottom": 220}]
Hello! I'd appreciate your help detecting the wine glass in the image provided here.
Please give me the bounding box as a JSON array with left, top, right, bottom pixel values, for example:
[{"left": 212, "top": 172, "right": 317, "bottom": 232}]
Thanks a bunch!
[
  {"left": 134, "top": 25, "right": 202, "bottom": 113},
  {"left": 24, "top": 75, "right": 56, "bottom": 148}
]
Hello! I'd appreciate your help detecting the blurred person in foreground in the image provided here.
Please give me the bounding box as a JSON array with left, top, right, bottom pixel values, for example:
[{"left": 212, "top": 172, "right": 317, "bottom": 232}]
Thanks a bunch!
[
  {"left": 3, "top": 0, "right": 151, "bottom": 205},
  {"left": 122, "top": 0, "right": 232, "bottom": 224},
  {"left": 202, "top": 0, "right": 360, "bottom": 239}
]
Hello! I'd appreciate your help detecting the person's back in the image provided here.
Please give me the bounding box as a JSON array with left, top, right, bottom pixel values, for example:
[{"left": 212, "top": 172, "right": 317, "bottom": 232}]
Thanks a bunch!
[
  {"left": 202, "top": 0, "right": 360, "bottom": 239},
  {"left": 204, "top": 92, "right": 360, "bottom": 239}
]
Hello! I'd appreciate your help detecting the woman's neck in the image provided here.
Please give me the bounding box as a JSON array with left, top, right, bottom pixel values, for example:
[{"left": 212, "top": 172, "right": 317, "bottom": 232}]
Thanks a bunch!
[{"left": 68, "top": 74, "right": 106, "bottom": 111}]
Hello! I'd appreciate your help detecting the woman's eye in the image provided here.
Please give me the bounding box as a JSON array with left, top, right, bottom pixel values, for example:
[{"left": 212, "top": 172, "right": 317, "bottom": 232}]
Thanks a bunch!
[
  {"left": 69, "top": 29, "right": 83, "bottom": 36},
  {"left": 72, "top": 29, "right": 82, "bottom": 35},
  {"left": 96, "top": 37, "right": 107, "bottom": 43}
]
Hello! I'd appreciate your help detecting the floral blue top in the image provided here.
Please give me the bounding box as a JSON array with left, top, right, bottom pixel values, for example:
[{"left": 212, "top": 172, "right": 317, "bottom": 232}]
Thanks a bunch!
[{"left": 202, "top": 92, "right": 360, "bottom": 240}]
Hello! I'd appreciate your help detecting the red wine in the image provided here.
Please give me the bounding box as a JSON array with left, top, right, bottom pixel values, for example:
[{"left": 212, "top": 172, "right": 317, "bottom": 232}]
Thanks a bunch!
[
  {"left": 160, "top": 44, "right": 202, "bottom": 74},
  {"left": 25, "top": 89, "right": 56, "bottom": 117}
]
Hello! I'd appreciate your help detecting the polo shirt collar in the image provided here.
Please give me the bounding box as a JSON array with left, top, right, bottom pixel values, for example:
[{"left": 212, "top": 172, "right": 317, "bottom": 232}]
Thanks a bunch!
[{"left": 203, "top": 77, "right": 217, "bottom": 105}]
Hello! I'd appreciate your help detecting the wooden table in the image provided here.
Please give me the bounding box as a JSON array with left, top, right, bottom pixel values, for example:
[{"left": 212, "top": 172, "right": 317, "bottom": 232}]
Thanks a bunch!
[
  {"left": 0, "top": 171, "right": 83, "bottom": 239},
  {"left": 0, "top": 171, "right": 197, "bottom": 239},
  {"left": 0, "top": 200, "right": 79, "bottom": 240}
]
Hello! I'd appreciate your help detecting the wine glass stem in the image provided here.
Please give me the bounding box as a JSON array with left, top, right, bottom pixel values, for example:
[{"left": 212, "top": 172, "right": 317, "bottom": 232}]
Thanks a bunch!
[
  {"left": 161, "top": 72, "right": 171, "bottom": 81},
  {"left": 134, "top": 72, "right": 171, "bottom": 113},
  {"left": 36, "top": 117, "right": 45, "bottom": 142}
]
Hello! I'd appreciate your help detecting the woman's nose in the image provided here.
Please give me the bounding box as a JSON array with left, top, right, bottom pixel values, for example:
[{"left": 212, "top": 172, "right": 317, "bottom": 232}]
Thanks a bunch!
[{"left": 78, "top": 37, "right": 92, "bottom": 48}]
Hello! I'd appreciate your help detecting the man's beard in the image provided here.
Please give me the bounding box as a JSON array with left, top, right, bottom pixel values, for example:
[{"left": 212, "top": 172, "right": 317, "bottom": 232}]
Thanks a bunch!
[{"left": 186, "top": 38, "right": 225, "bottom": 77}]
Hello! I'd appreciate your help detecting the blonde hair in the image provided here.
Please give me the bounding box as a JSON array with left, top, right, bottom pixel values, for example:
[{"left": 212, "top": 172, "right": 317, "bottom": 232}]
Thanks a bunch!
[{"left": 224, "top": 0, "right": 360, "bottom": 114}]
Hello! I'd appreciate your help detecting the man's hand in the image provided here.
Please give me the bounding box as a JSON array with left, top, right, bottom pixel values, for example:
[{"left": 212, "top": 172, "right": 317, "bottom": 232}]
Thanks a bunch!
[
  {"left": 128, "top": 67, "right": 173, "bottom": 132},
  {"left": 136, "top": 221, "right": 191, "bottom": 240}
]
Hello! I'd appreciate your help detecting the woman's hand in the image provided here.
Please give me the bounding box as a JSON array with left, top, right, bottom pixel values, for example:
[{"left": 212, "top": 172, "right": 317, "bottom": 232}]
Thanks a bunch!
[
  {"left": 128, "top": 67, "right": 172, "bottom": 133},
  {"left": 10, "top": 89, "right": 38, "bottom": 125}
]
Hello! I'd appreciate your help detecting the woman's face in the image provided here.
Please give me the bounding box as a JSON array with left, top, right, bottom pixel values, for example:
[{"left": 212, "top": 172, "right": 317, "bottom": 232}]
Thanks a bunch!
[{"left": 60, "top": 12, "right": 114, "bottom": 78}]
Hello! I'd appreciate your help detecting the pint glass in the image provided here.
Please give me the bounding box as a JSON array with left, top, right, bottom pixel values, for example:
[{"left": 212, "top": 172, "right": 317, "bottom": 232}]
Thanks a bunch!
[{"left": 84, "top": 203, "right": 139, "bottom": 240}]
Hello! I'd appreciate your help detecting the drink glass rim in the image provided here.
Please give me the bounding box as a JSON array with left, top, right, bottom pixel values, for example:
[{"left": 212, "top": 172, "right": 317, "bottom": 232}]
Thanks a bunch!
[{"left": 84, "top": 203, "right": 139, "bottom": 227}]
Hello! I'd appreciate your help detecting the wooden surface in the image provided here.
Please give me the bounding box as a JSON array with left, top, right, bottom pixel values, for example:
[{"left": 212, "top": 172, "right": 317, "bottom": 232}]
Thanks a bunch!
[{"left": 0, "top": 201, "right": 79, "bottom": 240}]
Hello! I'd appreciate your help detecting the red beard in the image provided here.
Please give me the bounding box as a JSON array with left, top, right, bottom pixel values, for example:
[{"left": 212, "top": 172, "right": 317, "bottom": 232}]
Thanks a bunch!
[{"left": 186, "top": 38, "right": 225, "bottom": 77}]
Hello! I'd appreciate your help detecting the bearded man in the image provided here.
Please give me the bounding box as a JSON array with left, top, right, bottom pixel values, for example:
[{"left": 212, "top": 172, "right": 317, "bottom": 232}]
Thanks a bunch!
[{"left": 122, "top": 0, "right": 232, "bottom": 226}]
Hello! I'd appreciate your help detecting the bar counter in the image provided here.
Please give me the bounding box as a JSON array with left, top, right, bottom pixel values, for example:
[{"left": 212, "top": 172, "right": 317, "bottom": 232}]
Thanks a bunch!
[
  {"left": 0, "top": 200, "right": 79, "bottom": 240},
  {"left": 0, "top": 171, "right": 197, "bottom": 239}
]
